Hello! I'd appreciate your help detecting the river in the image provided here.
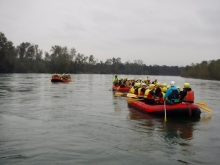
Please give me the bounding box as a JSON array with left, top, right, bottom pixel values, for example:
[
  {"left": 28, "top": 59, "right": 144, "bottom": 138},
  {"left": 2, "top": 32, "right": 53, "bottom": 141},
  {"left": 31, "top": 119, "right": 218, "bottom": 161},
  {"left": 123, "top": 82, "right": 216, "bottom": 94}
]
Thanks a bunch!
[{"left": 0, "top": 74, "right": 219, "bottom": 165}]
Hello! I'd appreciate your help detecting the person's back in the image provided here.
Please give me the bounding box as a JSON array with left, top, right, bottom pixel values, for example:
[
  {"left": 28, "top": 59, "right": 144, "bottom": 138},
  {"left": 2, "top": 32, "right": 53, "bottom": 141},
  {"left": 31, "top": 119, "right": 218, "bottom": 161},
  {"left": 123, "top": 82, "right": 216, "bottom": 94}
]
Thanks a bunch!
[
  {"left": 129, "top": 86, "right": 135, "bottom": 94},
  {"left": 164, "top": 81, "right": 180, "bottom": 104},
  {"left": 160, "top": 86, "right": 167, "bottom": 104},
  {"left": 144, "top": 84, "right": 155, "bottom": 105},
  {"left": 180, "top": 83, "right": 194, "bottom": 103},
  {"left": 113, "top": 75, "right": 118, "bottom": 85},
  {"left": 138, "top": 83, "right": 146, "bottom": 99}
]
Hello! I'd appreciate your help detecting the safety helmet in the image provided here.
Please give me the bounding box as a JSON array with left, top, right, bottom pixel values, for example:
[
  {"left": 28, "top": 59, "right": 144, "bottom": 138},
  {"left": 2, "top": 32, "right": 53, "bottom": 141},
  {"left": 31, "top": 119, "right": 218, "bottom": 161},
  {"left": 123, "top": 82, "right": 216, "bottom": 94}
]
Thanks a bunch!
[
  {"left": 162, "top": 83, "right": 167, "bottom": 87},
  {"left": 167, "top": 85, "right": 171, "bottom": 89},
  {"left": 162, "top": 87, "right": 167, "bottom": 93},
  {"left": 184, "top": 83, "right": 190, "bottom": 88},
  {"left": 155, "top": 83, "right": 160, "bottom": 87},
  {"left": 187, "top": 83, "right": 191, "bottom": 88},
  {"left": 176, "top": 86, "right": 181, "bottom": 91},
  {"left": 170, "top": 81, "right": 175, "bottom": 86},
  {"left": 141, "top": 83, "right": 146, "bottom": 87},
  {"left": 149, "top": 84, "right": 155, "bottom": 90},
  {"left": 135, "top": 83, "right": 140, "bottom": 87}
]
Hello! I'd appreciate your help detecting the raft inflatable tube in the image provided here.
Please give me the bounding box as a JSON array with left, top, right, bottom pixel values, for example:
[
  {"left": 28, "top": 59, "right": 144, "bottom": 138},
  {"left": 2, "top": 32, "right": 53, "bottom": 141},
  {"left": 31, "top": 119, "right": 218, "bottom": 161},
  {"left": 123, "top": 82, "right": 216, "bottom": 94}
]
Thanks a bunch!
[
  {"left": 50, "top": 75, "right": 73, "bottom": 82},
  {"left": 112, "top": 85, "right": 130, "bottom": 92},
  {"left": 51, "top": 77, "right": 72, "bottom": 82},
  {"left": 127, "top": 98, "right": 201, "bottom": 117}
]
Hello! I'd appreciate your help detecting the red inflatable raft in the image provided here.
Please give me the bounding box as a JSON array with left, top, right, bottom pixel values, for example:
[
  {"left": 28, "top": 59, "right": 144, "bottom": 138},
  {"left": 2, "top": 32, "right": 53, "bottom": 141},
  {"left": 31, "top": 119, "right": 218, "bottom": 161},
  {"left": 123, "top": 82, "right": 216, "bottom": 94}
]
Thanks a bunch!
[
  {"left": 51, "top": 74, "right": 73, "bottom": 82},
  {"left": 112, "top": 85, "right": 130, "bottom": 92},
  {"left": 127, "top": 98, "right": 201, "bottom": 117}
]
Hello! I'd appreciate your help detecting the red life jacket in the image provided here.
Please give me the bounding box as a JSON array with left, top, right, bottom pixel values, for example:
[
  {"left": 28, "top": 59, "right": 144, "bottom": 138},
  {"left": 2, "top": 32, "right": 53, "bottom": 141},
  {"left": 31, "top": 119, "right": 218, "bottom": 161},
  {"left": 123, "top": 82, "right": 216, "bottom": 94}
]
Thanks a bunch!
[
  {"left": 147, "top": 90, "right": 154, "bottom": 99},
  {"left": 159, "top": 96, "right": 164, "bottom": 104},
  {"left": 183, "top": 90, "right": 194, "bottom": 102},
  {"left": 138, "top": 88, "right": 145, "bottom": 97},
  {"left": 134, "top": 88, "right": 138, "bottom": 95}
]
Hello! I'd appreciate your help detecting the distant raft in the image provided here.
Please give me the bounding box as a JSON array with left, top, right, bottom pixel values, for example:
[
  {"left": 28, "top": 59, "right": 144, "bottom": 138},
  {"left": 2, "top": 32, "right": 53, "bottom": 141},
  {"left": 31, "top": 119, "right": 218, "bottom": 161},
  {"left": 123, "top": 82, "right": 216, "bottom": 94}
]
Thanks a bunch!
[
  {"left": 51, "top": 74, "right": 73, "bottom": 82},
  {"left": 127, "top": 98, "right": 201, "bottom": 117},
  {"left": 112, "top": 85, "right": 130, "bottom": 92}
]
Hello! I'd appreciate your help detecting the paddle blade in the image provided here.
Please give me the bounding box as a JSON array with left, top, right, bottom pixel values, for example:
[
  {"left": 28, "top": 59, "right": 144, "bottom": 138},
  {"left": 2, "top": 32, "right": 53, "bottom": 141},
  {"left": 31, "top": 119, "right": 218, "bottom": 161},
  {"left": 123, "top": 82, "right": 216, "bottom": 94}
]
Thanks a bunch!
[
  {"left": 197, "top": 105, "right": 212, "bottom": 114},
  {"left": 196, "top": 102, "right": 207, "bottom": 107},
  {"left": 115, "top": 92, "right": 124, "bottom": 97},
  {"left": 164, "top": 101, "right": 167, "bottom": 122},
  {"left": 164, "top": 115, "right": 167, "bottom": 122},
  {"left": 127, "top": 98, "right": 138, "bottom": 103},
  {"left": 127, "top": 93, "right": 137, "bottom": 98}
]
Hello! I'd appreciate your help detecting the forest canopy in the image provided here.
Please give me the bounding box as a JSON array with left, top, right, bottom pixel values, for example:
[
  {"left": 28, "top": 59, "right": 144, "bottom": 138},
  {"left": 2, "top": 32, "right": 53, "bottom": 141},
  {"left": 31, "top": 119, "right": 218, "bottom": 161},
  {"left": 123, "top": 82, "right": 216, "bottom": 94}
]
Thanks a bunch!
[
  {"left": 0, "top": 32, "right": 219, "bottom": 80},
  {"left": 0, "top": 32, "right": 182, "bottom": 75},
  {"left": 181, "top": 60, "right": 220, "bottom": 80}
]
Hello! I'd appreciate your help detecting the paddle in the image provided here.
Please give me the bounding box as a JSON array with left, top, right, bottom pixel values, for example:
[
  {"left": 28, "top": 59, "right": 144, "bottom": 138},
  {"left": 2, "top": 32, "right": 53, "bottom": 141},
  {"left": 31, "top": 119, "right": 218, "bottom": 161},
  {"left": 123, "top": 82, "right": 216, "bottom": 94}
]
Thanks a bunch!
[
  {"left": 196, "top": 104, "right": 212, "bottom": 114},
  {"left": 164, "top": 101, "right": 167, "bottom": 122},
  {"left": 115, "top": 92, "right": 127, "bottom": 97},
  {"left": 127, "top": 93, "right": 137, "bottom": 98},
  {"left": 196, "top": 102, "right": 207, "bottom": 107},
  {"left": 127, "top": 97, "right": 144, "bottom": 103}
]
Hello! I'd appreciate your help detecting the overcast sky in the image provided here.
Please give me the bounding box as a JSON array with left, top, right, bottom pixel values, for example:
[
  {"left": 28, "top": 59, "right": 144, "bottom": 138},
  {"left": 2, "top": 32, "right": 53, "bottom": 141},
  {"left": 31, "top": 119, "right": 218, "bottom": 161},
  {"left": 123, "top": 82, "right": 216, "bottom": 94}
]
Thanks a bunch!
[{"left": 1, "top": 0, "right": 220, "bottom": 66}]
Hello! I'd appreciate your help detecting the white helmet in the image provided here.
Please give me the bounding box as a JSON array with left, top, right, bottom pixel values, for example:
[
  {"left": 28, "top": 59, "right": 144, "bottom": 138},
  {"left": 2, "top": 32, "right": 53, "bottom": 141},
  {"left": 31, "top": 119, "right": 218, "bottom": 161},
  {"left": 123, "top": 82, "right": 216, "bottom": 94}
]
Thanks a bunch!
[{"left": 170, "top": 81, "right": 175, "bottom": 86}]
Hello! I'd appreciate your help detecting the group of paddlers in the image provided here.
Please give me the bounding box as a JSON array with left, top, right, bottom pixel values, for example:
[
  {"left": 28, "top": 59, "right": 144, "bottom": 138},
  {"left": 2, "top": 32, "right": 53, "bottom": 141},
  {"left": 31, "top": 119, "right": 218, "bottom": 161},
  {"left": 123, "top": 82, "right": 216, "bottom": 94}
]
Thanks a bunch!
[
  {"left": 113, "top": 75, "right": 194, "bottom": 105},
  {"left": 52, "top": 73, "right": 71, "bottom": 79}
]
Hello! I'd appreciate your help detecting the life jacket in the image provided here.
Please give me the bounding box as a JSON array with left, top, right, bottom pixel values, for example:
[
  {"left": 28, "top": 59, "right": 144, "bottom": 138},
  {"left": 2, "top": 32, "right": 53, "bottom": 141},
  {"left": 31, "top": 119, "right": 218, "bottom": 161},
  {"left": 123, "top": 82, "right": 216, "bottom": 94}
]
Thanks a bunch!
[
  {"left": 134, "top": 87, "right": 138, "bottom": 95},
  {"left": 158, "top": 93, "right": 165, "bottom": 104},
  {"left": 138, "top": 88, "right": 145, "bottom": 97},
  {"left": 113, "top": 77, "right": 118, "bottom": 83},
  {"left": 168, "top": 89, "right": 179, "bottom": 104},
  {"left": 129, "top": 87, "right": 135, "bottom": 94},
  {"left": 144, "top": 89, "right": 154, "bottom": 99},
  {"left": 183, "top": 90, "right": 194, "bottom": 102},
  {"left": 155, "top": 87, "right": 162, "bottom": 97}
]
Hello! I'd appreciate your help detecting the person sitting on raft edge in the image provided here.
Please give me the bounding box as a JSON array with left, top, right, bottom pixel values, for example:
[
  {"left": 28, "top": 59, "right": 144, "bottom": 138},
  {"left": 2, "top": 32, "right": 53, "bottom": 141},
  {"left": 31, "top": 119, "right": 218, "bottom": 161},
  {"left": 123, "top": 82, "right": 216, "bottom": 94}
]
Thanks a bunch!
[
  {"left": 113, "top": 74, "right": 119, "bottom": 85},
  {"left": 164, "top": 81, "right": 180, "bottom": 104},
  {"left": 180, "top": 83, "right": 194, "bottom": 103}
]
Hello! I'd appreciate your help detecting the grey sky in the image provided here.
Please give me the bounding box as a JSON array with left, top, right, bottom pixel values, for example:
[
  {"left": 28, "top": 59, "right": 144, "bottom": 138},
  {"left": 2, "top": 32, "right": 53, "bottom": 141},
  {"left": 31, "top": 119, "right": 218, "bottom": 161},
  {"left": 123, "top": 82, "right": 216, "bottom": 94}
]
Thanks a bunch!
[{"left": 1, "top": 0, "right": 220, "bottom": 66}]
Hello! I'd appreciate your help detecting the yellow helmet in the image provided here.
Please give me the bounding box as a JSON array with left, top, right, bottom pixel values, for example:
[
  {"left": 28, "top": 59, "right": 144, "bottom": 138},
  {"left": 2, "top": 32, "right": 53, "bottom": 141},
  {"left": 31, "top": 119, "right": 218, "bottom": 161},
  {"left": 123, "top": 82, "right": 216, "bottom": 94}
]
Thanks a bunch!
[
  {"left": 187, "top": 83, "right": 191, "bottom": 88},
  {"left": 176, "top": 86, "right": 181, "bottom": 91},
  {"left": 167, "top": 85, "right": 171, "bottom": 89},
  {"left": 162, "top": 87, "right": 167, "bottom": 93},
  {"left": 155, "top": 83, "right": 160, "bottom": 87},
  {"left": 184, "top": 83, "right": 190, "bottom": 88},
  {"left": 162, "top": 83, "right": 167, "bottom": 87},
  {"left": 135, "top": 83, "right": 140, "bottom": 87},
  {"left": 149, "top": 84, "right": 155, "bottom": 90},
  {"left": 141, "top": 83, "right": 146, "bottom": 87}
]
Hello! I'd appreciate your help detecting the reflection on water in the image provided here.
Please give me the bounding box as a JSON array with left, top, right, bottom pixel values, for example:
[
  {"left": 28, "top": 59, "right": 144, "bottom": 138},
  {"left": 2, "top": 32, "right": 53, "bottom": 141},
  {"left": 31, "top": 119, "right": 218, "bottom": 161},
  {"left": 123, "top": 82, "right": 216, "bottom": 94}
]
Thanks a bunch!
[
  {"left": 0, "top": 74, "right": 219, "bottom": 165},
  {"left": 128, "top": 107, "right": 199, "bottom": 141}
]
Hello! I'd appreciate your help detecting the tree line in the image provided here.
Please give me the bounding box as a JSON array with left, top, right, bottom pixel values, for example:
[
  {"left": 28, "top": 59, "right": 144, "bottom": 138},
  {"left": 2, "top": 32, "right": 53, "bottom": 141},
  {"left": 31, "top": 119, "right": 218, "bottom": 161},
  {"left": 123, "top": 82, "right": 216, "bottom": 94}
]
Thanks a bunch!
[
  {"left": 181, "top": 60, "right": 220, "bottom": 80},
  {"left": 1, "top": 31, "right": 219, "bottom": 80},
  {"left": 0, "top": 32, "right": 183, "bottom": 75}
]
